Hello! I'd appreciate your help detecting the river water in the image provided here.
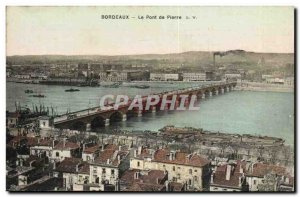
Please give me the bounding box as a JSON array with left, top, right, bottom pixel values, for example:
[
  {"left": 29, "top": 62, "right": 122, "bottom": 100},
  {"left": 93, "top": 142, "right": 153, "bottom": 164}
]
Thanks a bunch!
[{"left": 6, "top": 82, "right": 294, "bottom": 145}]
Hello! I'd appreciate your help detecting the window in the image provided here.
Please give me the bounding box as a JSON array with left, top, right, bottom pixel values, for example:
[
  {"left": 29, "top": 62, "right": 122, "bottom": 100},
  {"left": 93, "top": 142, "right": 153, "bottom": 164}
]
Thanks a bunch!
[
  {"left": 43, "top": 121, "right": 46, "bottom": 126},
  {"left": 189, "top": 169, "right": 192, "bottom": 174},
  {"left": 56, "top": 152, "right": 59, "bottom": 157},
  {"left": 194, "top": 176, "right": 198, "bottom": 181},
  {"left": 111, "top": 169, "right": 115, "bottom": 175},
  {"left": 86, "top": 156, "right": 90, "bottom": 161},
  {"left": 188, "top": 179, "right": 192, "bottom": 185},
  {"left": 254, "top": 180, "right": 257, "bottom": 185},
  {"left": 194, "top": 170, "right": 197, "bottom": 172},
  {"left": 102, "top": 168, "right": 106, "bottom": 174},
  {"left": 173, "top": 166, "right": 175, "bottom": 171},
  {"left": 137, "top": 161, "right": 140, "bottom": 167}
]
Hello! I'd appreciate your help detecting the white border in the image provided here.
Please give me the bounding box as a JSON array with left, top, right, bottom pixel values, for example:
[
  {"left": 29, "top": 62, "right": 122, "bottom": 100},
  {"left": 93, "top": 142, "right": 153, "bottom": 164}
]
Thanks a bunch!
[{"left": 1, "top": 1, "right": 298, "bottom": 197}]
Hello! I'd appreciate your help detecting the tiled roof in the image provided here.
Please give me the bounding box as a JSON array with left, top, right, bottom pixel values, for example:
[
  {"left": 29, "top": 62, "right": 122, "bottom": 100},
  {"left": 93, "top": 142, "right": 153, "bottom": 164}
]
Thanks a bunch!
[
  {"left": 211, "top": 162, "right": 245, "bottom": 189},
  {"left": 152, "top": 149, "right": 210, "bottom": 167},
  {"left": 92, "top": 144, "right": 129, "bottom": 167},
  {"left": 125, "top": 182, "right": 165, "bottom": 191},
  {"left": 169, "top": 182, "right": 184, "bottom": 191},
  {"left": 9, "top": 136, "right": 38, "bottom": 147},
  {"left": 246, "top": 163, "right": 288, "bottom": 178},
  {"left": 55, "top": 158, "right": 89, "bottom": 174},
  {"left": 53, "top": 141, "right": 80, "bottom": 150},
  {"left": 36, "top": 138, "right": 53, "bottom": 146},
  {"left": 120, "top": 169, "right": 167, "bottom": 186},
  {"left": 83, "top": 145, "right": 99, "bottom": 154}
]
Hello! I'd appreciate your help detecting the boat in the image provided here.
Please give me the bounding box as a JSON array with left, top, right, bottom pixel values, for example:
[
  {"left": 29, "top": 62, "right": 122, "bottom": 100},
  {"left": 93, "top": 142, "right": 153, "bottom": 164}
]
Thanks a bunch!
[
  {"left": 31, "top": 94, "right": 46, "bottom": 98},
  {"left": 133, "top": 85, "right": 150, "bottom": 89},
  {"left": 65, "top": 88, "right": 80, "bottom": 92},
  {"left": 25, "top": 90, "right": 34, "bottom": 94}
]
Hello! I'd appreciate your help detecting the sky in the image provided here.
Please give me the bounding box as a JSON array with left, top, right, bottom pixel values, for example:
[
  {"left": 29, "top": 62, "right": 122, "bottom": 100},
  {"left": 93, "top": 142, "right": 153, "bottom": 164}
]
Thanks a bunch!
[{"left": 6, "top": 6, "right": 294, "bottom": 56}]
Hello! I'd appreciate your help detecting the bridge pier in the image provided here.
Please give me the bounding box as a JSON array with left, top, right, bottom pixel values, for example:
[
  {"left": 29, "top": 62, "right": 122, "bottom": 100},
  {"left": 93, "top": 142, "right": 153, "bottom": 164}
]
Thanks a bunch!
[
  {"left": 209, "top": 91, "right": 213, "bottom": 97},
  {"left": 86, "top": 123, "right": 91, "bottom": 132},
  {"left": 151, "top": 106, "right": 156, "bottom": 113},
  {"left": 138, "top": 110, "right": 143, "bottom": 117},
  {"left": 215, "top": 90, "right": 219, "bottom": 95},
  {"left": 202, "top": 94, "right": 206, "bottom": 99},
  {"left": 122, "top": 114, "right": 127, "bottom": 121},
  {"left": 105, "top": 119, "right": 110, "bottom": 126},
  {"left": 221, "top": 88, "right": 224, "bottom": 94}
]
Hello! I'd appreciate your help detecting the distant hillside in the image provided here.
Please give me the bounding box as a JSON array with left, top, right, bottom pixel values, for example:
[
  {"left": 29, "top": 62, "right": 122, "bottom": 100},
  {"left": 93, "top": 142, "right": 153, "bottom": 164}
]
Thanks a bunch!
[{"left": 6, "top": 50, "right": 294, "bottom": 72}]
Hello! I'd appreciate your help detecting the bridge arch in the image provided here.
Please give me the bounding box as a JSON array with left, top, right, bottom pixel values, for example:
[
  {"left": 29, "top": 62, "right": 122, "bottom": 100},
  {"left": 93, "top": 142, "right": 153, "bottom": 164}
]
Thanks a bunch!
[
  {"left": 218, "top": 86, "right": 223, "bottom": 94},
  {"left": 110, "top": 111, "right": 123, "bottom": 123},
  {"left": 91, "top": 116, "right": 105, "bottom": 129},
  {"left": 204, "top": 89, "right": 210, "bottom": 97},
  {"left": 70, "top": 121, "right": 86, "bottom": 131},
  {"left": 211, "top": 88, "right": 217, "bottom": 95}
]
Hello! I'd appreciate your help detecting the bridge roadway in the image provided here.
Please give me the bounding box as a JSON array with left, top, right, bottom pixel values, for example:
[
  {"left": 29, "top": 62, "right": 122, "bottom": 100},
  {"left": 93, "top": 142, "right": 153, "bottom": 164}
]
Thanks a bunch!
[{"left": 53, "top": 81, "right": 237, "bottom": 131}]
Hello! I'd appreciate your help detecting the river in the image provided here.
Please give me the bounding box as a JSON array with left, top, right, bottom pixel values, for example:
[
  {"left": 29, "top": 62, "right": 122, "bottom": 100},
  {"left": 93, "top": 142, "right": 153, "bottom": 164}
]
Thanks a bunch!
[{"left": 6, "top": 82, "right": 294, "bottom": 145}]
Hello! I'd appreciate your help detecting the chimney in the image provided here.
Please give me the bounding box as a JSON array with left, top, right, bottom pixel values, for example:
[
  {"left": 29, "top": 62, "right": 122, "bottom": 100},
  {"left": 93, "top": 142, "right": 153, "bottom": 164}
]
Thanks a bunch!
[
  {"left": 118, "top": 145, "right": 122, "bottom": 151},
  {"left": 226, "top": 165, "right": 232, "bottom": 181},
  {"left": 107, "top": 159, "right": 110, "bottom": 164},
  {"left": 133, "top": 149, "right": 137, "bottom": 158},
  {"left": 165, "top": 180, "right": 169, "bottom": 192},
  {"left": 238, "top": 176, "right": 242, "bottom": 187},
  {"left": 20, "top": 159, "right": 23, "bottom": 167},
  {"left": 37, "top": 138, "right": 40, "bottom": 144},
  {"left": 134, "top": 172, "right": 139, "bottom": 179},
  {"left": 83, "top": 144, "right": 86, "bottom": 152},
  {"left": 117, "top": 155, "right": 121, "bottom": 163},
  {"left": 156, "top": 178, "right": 160, "bottom": 184},
  {"left": 239, "top": 164, "right": 243, "bottom": 173},
  {"left": 29, "top": 160, "right": 35, "bottom": 168},
  {"left": 53, "top": 162, "right": 56, "bottom": 170},
  {"left": 76, "top": 164, "right": 79, "bottom": 172},
  {"left": 63, "top": 138, "right": 66, "bottom": 148},
  {"left": 101, "top": 144, "right": 104, "bottom": 151},
  {"left": 138, "top": 146, "right": 142, "bottom": 155},
  {"left": 169, "top": 152, "right": 173, "bottom": 160},
  {"left": 185, "top": 155, "right": 190, "bottom": 163},
  {"left": 211, "top": 172, "right": 214, "bottom": 184},
  {"left": 52, "top": 140, "right": 56, "bottom": 148}
]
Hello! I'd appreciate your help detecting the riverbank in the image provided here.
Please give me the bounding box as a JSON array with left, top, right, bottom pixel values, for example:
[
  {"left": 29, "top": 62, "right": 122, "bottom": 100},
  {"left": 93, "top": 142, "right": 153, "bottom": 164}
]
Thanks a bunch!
[{"left": 235, "top": 82, "right": 294, "bottom": 93}]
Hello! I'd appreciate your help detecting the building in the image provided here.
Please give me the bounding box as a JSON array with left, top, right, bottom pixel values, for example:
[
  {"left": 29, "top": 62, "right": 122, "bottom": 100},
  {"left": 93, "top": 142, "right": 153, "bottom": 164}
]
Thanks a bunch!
[
  {"left": 54, "top": 158, "right": 90, "bottom": 191},
  {"left": 120, "top": 169, "right": 168, "bottom": 191},
  {"left": 30, "top": 138, "right": 56, "bottom": 160},
  {"left": 224, "top": 73, "right": 242, "bottom": 82},
  {"left": 245, "top": 162, "right": 294, "bottom": 192},
  {"left": 210, "top": 161, "right": 248, "bottom": 192},
  {"left": 182, "top": 73, "right": 206, "bottom": 81},
  {"left": 99, "top": 70, "right": 128, "bottom": 82},
  {"left": 88, "top": 144, "right": 130, "bottom": 191},
  {"left": 7, "top": 112, "right": 20, "bottom": 128},
  {"left": 130, "top": 147, "right": 211, "bottom": 191},
  {"left": 82, "top": 145, "right": 100, "bottom": 162},
  {"left": 150, "top": 73, "right": 179, "bottom": 81},
  {"left": 266, "top": 77, "right": 285, "bottom": 84},
  {"left": 51, "top": 139, "right": 81, "bottom": 162}
]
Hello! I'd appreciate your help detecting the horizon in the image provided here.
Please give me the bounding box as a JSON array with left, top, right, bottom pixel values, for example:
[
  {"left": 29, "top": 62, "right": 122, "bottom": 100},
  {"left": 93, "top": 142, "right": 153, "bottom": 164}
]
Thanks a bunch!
[{"left": 6, "top": 49, "right": 295, "bottom": 57}]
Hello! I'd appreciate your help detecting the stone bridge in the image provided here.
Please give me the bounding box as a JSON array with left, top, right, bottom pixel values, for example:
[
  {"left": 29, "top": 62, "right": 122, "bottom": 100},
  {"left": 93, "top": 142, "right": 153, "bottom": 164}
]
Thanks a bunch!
[{"left": 53, "top": 82, "right": 237, "bottom": 131}]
